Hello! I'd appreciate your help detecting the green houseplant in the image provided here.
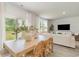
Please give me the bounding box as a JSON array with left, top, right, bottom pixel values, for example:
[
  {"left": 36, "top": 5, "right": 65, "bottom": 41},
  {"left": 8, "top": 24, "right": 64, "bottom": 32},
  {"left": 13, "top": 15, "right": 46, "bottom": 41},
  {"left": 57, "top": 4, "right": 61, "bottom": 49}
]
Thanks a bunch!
[{"left": 49, "top": 24, "right": 54, "bottom": 33}]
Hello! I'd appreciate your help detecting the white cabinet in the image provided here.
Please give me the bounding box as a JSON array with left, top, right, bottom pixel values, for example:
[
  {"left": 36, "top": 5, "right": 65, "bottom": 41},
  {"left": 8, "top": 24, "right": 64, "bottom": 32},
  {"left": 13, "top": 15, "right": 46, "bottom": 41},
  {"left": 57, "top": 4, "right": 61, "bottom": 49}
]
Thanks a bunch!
[{"left": 52, "top": 34, "right": 76, "bottom": 48}]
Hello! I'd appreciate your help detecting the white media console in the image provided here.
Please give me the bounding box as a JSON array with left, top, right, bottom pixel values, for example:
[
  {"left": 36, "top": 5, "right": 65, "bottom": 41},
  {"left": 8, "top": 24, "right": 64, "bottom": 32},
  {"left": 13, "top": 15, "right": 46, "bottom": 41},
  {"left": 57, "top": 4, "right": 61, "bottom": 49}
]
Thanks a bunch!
[{"left": 52, "top": 31, "right": 76, "bottom": 48}]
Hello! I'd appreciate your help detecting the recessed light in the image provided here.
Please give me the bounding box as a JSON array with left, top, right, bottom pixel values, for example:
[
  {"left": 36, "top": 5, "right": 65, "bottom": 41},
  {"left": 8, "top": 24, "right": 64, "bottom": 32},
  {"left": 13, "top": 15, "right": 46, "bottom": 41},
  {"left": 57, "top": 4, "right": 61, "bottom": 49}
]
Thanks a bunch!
[{"left": 62, "top": 11, "right": 66, "bottom": 15}]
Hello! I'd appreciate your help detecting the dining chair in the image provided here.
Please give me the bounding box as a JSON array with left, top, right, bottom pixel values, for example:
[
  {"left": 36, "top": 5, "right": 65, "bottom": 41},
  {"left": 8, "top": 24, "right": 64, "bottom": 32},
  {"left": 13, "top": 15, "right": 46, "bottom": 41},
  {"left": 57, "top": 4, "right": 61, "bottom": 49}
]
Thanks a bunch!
[
  {"left": 33, "top": 41, "right": 45, "bottom": 57},
  {"left": 44, "top": 39, "right": 50, "bottom": 56},
  {"left": 43, "top": 38, "right": 53, "bottom": 56},
  {"left": 23, "top": 36, "right": 53, "bottom": 57},
  {"left": 32, "top": 37, "right": 53, "bottom": 57},
  {"left": 24, "top": 41, "right": 45, "bottom": 57},
  {"left": 49, "top": 38, "right": 53, "bottom": 53}
]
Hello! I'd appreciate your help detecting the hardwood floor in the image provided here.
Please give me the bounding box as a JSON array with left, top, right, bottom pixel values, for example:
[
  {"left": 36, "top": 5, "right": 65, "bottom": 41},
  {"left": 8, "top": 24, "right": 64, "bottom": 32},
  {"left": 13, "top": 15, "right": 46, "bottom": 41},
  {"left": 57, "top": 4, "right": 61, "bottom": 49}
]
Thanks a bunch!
[{"left": 48, "top": 41, "right": 79, "bottom": 57}]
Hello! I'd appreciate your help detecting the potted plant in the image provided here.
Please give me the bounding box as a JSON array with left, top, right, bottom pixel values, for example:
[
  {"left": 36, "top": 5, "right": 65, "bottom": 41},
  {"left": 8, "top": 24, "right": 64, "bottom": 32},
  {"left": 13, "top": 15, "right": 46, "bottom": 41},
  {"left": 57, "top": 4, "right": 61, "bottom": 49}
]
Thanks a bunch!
[{"left": 49, "top": 24, "right": 54, "bottom": 33}]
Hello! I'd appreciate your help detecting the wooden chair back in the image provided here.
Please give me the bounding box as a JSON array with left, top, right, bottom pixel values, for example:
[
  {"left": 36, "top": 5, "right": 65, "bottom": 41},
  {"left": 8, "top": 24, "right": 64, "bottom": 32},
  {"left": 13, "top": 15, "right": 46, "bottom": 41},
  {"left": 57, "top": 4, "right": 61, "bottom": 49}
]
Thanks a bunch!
[
  {"left": 43, "top": 38, "right": 53, "bottom": 56},
  {"left": 33, "top": 41, "right": 45, "bottom": 57}
]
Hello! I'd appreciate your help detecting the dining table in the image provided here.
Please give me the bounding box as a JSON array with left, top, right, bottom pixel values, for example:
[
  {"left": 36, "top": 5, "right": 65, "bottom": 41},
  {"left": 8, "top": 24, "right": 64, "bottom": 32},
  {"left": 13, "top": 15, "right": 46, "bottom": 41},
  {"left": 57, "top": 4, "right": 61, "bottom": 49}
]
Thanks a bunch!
[{"left": 3, "top": 34, "right": 53, "bottom": 57}]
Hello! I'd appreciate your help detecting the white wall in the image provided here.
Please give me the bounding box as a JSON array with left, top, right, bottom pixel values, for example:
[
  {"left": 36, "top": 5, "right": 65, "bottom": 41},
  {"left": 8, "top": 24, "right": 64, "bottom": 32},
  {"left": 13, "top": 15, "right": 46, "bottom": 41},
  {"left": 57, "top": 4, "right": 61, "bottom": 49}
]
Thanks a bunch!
[
  {"left": 0, "top": 3, "right": 5, "bottom": 47},
  {"left": 0, "top": 3, "right": 2, "bottom": 47},
  {"left": 48, "top": 16, "right": 79, "bottom": 33}
]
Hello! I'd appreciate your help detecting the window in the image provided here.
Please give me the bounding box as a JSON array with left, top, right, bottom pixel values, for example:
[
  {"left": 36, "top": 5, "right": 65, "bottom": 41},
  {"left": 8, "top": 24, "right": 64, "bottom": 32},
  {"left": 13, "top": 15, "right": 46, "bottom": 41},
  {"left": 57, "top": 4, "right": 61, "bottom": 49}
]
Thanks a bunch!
[
  {"left": 6, "top": 18, "right": 16, "bottom": 40},
  {"left": 42, "top": 19, "right": 48, "bottom": 32},
  {"left": 6, "top": 18, "right": 27, "bottom": 40},
  {"left": 37, "top": 18, "right": 48, "bottom": 32}
]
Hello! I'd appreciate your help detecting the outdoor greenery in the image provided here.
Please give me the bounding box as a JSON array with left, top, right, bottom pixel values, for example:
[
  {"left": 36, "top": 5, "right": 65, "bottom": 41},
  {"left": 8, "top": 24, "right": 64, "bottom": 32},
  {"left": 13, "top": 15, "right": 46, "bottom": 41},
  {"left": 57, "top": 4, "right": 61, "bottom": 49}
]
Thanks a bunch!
[
  {"left": 6, "top": 18, "right": 28, "bottom": 40},
  {"left": 6, "top": 18, "right": 16, "bottom": 40}
]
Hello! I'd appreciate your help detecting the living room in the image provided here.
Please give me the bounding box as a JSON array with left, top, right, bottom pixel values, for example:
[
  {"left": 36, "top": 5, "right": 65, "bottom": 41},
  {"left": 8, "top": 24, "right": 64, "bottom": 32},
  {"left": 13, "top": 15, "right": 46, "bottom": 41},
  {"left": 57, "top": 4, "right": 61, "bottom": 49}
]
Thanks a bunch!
[{"left": 0, "top": 2, "right": 79, "bottom": 57}]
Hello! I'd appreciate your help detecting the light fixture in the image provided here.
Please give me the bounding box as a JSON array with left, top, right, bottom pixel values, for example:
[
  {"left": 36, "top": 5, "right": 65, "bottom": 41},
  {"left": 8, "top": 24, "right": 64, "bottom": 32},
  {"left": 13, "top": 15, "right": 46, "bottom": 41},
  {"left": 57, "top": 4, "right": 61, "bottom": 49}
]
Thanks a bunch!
[{"left": 62, "top": 11, "right": 66, "bottom": 15}]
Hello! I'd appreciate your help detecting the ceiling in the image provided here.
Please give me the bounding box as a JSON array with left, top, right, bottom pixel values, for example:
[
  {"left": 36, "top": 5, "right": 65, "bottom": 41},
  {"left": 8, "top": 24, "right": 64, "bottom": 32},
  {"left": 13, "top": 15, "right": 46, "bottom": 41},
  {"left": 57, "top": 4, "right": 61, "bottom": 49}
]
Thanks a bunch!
[{"left": 12, "top": 2, "right": 79, "bottom": 20}]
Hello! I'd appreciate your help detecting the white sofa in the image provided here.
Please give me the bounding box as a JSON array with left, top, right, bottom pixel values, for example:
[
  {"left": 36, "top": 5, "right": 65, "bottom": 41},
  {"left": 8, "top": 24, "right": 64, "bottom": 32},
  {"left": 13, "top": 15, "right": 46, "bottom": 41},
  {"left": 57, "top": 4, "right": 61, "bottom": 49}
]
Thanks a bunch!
[{"left": 52, "top": 31, "right": 76, "bottom": 48}]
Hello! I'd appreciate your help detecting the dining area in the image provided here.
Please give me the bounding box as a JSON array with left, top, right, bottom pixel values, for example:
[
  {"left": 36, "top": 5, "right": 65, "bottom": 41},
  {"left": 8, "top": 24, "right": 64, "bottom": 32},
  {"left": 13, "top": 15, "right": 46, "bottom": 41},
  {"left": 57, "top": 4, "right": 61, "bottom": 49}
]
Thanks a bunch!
[
  {"left": 3, "top": 31, "right": 53, "bottom": 57},
  {"left": 2, "top": 17, "right": 53, "bottom": 57}
]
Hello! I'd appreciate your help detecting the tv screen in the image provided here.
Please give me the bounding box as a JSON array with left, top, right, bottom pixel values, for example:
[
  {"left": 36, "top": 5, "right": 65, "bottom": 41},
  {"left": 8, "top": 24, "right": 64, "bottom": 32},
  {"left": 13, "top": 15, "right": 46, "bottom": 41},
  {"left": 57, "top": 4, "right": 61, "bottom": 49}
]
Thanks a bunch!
[{"left": 58, "top": 24, "right": 70, "bottom": 30}]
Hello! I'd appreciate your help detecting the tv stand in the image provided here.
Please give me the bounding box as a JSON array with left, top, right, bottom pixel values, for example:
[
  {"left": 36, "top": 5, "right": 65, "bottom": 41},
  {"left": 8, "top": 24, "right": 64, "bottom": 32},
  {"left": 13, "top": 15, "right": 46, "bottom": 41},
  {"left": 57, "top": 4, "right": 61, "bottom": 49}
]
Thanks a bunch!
[{"left": 52, "top": 32, "right": 76, "bottom": 48}]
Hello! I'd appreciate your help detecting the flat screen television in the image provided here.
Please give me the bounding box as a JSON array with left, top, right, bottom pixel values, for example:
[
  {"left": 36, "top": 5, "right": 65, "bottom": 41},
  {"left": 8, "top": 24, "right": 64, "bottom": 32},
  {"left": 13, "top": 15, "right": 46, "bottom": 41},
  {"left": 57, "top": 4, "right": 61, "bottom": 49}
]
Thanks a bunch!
[{"left": 58, "top": 24, "right": 70, "bottom": 30}]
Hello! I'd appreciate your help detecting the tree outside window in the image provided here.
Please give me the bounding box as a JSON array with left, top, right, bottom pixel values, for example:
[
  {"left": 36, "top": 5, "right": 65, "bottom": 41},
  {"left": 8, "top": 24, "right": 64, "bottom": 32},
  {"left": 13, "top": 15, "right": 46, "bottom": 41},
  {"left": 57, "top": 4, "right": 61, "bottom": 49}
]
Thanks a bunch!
[{"left": 6, "top": 18, "right": 16, "bottom": 40}]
